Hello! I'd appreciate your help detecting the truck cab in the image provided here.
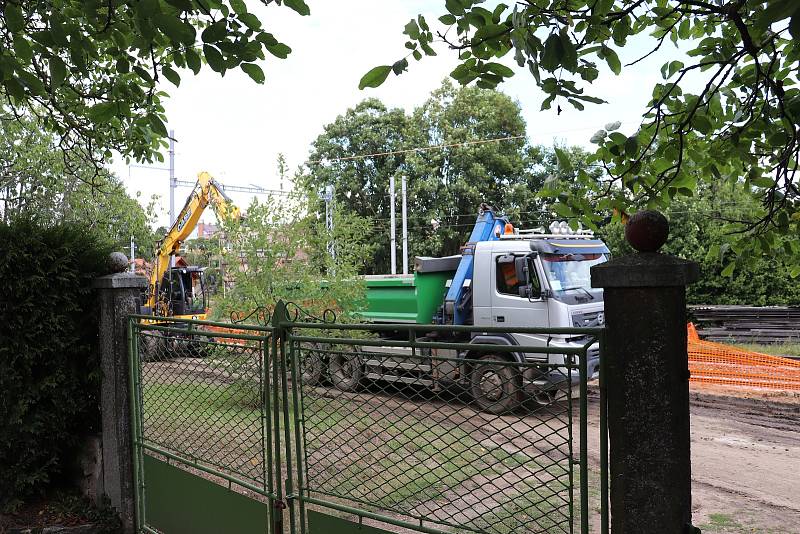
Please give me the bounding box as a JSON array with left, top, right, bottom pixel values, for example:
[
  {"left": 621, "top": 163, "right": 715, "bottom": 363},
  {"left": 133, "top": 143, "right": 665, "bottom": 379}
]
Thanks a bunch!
[{"left": 471, "top": 227, "right": 607, "bottom": 381}]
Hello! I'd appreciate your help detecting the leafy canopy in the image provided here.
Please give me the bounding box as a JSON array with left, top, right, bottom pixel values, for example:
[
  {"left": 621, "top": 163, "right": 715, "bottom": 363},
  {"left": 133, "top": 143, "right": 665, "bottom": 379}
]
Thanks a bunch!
[
  {"left": 365, "top": 0, "right": 800, "bottom": 275},
  {"left": 212, "top": 193, "right": 373, "bottom": 322},
  {"left": 0, "top": 0, "right": 308, "bottom": 170},
  {"left": 300, "top": 82, "right": 551, "bottom": 274},
  {"left": 0, "top": 116, "right": 158, "bottom": 252}
]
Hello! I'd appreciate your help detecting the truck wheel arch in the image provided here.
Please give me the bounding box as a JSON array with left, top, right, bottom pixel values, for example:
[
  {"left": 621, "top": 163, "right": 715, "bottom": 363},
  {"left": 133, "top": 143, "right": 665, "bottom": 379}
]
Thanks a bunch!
[{"left": 464, "top": 335, "right": 526, "bottom": 365}]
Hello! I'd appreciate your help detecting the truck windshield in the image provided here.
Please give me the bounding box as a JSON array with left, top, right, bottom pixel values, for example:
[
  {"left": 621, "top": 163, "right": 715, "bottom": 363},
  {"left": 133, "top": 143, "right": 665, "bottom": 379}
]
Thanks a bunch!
[{"left": 541, "top": 253, "right": 607, "bottom": 299}]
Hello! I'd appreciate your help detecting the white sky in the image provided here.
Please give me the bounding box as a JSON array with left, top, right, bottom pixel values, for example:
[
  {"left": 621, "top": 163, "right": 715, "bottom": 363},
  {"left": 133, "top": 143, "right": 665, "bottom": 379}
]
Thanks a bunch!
[{"left": 115, "top": 0, "right": 681, "bottom": 232}]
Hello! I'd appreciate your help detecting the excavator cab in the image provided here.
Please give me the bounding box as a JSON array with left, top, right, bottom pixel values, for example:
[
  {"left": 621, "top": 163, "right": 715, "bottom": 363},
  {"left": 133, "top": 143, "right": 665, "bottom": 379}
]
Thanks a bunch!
[{"left": 158, "top": 266, "right": 208, "bottom": 318}]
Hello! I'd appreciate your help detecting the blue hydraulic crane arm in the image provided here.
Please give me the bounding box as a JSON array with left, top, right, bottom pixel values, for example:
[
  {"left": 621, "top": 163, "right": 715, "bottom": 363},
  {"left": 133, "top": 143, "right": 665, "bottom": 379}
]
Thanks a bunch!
[{"left": 442, "top": 205, "right": 509, "bottom": 325}]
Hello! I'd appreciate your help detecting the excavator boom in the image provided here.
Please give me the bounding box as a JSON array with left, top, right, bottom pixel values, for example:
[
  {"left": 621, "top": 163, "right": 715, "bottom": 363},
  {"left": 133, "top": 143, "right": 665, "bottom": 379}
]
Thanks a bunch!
[{"left": 145, "top": 171, "right": 240, "bottom": 318}]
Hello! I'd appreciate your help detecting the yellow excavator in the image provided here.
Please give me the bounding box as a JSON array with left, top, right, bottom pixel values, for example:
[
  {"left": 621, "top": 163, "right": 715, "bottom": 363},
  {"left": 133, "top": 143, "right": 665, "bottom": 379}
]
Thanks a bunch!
[{"left": 140, "top": 171, "right": 241, "bottom": 320}]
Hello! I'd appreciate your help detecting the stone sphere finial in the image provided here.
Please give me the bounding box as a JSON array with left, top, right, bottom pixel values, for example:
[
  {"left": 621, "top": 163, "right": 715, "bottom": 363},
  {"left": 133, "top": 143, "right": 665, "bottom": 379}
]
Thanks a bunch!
[
  {"left": 625, "top": 210, "right": 669, "bottom": 252},
  {"left": 108, "top": 251, "right": 129, "bottom": 273}
]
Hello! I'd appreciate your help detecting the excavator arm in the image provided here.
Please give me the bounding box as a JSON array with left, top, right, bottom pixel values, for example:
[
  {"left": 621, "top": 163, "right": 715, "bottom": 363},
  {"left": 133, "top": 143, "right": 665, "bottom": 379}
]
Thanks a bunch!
[{"left": 145, "top": 171, "right": 241, "bottom": 314}]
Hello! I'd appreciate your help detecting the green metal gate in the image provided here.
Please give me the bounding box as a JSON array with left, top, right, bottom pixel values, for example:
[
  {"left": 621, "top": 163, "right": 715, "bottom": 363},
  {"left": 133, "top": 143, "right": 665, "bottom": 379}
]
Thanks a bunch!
[{"left": 128, "top": 303, "right": 608, "bottom": 534}]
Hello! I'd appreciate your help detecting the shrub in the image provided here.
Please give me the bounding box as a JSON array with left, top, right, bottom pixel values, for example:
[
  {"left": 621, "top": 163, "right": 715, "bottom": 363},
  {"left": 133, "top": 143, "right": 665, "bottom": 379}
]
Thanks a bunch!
[{"left": 0, "top": 219, "right": 112, "bottom": 511}]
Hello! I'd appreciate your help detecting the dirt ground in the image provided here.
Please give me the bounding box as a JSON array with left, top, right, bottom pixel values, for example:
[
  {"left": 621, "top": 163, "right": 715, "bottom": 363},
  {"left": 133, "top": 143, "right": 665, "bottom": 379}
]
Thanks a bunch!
[{"left": 582, "top": 385, "right": 800, "bottom": 533}]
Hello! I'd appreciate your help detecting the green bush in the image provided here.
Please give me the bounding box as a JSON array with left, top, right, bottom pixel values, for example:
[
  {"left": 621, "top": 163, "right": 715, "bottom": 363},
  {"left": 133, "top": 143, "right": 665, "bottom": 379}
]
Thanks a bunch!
[
  {"left": 599, "top": 184, "right": 800, "bottom": 306},
  {"left": 0, "top": 220, "right": 112, "bottom": 511}
]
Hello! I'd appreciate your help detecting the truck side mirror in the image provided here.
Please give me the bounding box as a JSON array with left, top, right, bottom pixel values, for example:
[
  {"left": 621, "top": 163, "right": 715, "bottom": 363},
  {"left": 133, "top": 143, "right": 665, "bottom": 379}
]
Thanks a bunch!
[{"left": 514, "top": 256, "right": 527, "bottom": 286}]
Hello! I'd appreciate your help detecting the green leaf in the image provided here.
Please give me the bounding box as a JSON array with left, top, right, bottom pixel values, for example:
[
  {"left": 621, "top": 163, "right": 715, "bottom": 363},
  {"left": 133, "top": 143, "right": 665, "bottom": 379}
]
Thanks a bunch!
[
  {"left": 201, "top": 21, "right": 227, "bottom": 43},
  {"left": 283, "top": 0, "right": 310, "bottom": 16},
  {"left": 601, "top": 46, "right": 621, "bottom": 75},
  {"left": 721, "top": 262, "right": 736, "bottom": 277},
  {"left": 3, "top": 78, "right": 25, "bottom": 101},
  {"left": 230, "top": 0, "right": 247, "bottom": 14},
  {"left": 17, "top": 70, "right": 45, "bottom": 95},
  {"left": 89, "top": 102, "right": 118, "bottom": 122},
  {"left": 751, "top": 176, "right": 775, "bottom": 188},
  {"left": 239, "top": 13, "right": 262, "bottom": 31},
  {"left": 266, "top": 43, "right": 291, "bottom": 59},
  {"left": 554, "top": 147, "right": 573, "bottom": 173},
  {"left": 162, "top": 65, "right": 181, "bottom": 87},
  {"left": 5, "top": 3, "right": 25, "bottom": 33},
  {"left": 693, "top": 114, "right": 712, "bottom": 135},
  {"left": 156, "top": 15, "right": 195, "bottom": 45},
  {"left": 439, "top": 14, "right": 457, "bottom": 25},
  {"left": 790, "top": 265, "right": 800, "bottom": 279},
  {"left": 404, "top": 20, "right": 420, "bottom": 40},
  {"left": 559, "top": 29, "right": 577, "bottom": 71},
  {"left": 13, "top": 36, "right": 33, "bottom": 63},
  {"left": 484, "top": 62, "right": 514, "bottom": 77},
  {"left": 50, "top": 56, "right": 67, "bottom": 87},
  {"left": 445, "top": 0, "right": 464, "bottom": 16},
  {"left": 185, "top": 48, "right": 201, "bottom": 74},
  {"left": 148, "top": 114, "right": 169, "bottom": 137},
  {"left": 756, "top": 0, "right": 797, "bottom": 27},
  {"left": 203, "top": 44, "right": 225, "bottom": 72},
  {"left": 240, "top": 62, "right": 265, "bottom": 83},
  {"left": 624, "top": 136, "right": 638, "bottom": 156},
  {"left": 705, "top": 244, "right": 721, "bottom": 262},
  {"left": 553, "top": 203, "right": 573, "bottom": 217},
  {"left": 358, "top": 65, "right": 392, "bottom": 90},
  {"left": 791, "top": 13, "right": 800, "bottom": 40},
  {"left": 540, "top": 33, "right": 563, "bottom": 72}
]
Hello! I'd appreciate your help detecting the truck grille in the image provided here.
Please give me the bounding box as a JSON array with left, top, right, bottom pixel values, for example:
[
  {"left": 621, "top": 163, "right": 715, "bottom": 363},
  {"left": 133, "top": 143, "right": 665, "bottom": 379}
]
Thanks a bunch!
[{"left": 572, "top": 310, "right": 604, "bottom": 328}]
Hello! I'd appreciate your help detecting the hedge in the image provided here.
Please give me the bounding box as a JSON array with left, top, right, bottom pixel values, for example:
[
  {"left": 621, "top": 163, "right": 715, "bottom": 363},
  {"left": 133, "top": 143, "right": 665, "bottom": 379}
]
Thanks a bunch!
[{"left": 0, "top": 219, "right": 112, "bottom": 511}]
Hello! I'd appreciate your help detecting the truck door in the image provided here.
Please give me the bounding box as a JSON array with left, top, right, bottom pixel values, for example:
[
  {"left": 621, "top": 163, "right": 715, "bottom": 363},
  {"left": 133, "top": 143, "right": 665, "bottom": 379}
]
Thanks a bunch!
[{"left": 490, "top": 253, "right": 549, "bottom": 338}]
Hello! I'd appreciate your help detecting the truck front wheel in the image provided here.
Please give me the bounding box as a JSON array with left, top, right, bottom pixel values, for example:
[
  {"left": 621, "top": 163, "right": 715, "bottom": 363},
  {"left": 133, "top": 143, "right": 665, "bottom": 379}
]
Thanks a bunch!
[
  {"left": 329, "top": 351, "right": 363, "bottom": 392},
  {"left": 470, "top": 355, "right": 522, "bottom": 414}
]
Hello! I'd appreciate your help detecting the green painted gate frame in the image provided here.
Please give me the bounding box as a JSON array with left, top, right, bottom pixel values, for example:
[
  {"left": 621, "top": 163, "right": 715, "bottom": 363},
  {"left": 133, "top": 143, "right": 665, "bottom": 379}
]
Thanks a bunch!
[{"left": 127, "top": 301, "right": 610, "bottom": 534}]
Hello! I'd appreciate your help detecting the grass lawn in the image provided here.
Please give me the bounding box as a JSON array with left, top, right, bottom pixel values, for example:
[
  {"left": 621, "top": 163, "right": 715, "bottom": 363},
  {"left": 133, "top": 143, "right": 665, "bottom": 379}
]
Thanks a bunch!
[
  {"left": 140, "top": 372, "right": 582, "bottom": 534},
  {"left": 731, "top": 342, "right": 800, "bottom": 359}
]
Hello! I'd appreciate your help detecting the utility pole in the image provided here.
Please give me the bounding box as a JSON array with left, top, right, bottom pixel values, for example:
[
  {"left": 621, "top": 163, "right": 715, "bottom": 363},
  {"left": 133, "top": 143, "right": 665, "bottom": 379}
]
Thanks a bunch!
[
  {"left": 168, "top": 129, "right": 176, "bottom": 268},
  {"left": 130, "top": 235, "right": 135, "bottom": 273},
  {"left": 401, "top": 176, "right": 408, "bottom": 275},
  {"left": 389, "top": 175, "right": 397, "bottom": 275},
  {"left": 322, "top": 184, "right": 335, "bottom": 261}
]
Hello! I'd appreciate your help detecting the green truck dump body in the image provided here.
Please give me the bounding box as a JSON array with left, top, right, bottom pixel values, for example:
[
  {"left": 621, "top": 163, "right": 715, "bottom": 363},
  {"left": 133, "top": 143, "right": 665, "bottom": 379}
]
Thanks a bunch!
[{"left": 361, "top": 256, "right": 461, "bottom": 324}]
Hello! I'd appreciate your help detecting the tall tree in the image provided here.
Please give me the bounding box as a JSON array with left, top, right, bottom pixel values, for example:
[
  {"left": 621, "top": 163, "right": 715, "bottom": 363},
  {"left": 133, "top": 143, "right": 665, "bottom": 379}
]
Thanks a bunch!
[
  {"left": 405, "top": 80, "right": 541, "bottom": 259},
  {"left": 0, "top": 0, "right": 309, "bottom": 172},
  {"left": 0, "top": 117, "right": 157, "bottom": 252},
  {"left": 366, "top": 1, "right": 800, "bottom": 276},
  {"left": 301, "top": 83, "right": 545, "bottom": 273},
  {"left": 299, "top": 98, "right": 413, "bottom": 274}
]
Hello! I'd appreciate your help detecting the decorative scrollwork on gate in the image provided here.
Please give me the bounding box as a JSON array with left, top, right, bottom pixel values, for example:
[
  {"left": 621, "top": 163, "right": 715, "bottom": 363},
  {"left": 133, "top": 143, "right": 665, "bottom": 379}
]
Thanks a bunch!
[{"left": 282, "top": 301, "right": 338, "bottom": 324}]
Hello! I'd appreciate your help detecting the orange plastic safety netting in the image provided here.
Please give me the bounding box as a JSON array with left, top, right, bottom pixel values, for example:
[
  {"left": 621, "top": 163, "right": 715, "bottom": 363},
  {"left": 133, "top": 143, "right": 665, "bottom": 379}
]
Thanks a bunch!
[{"left": 687, "top": 323, "right": 800, "bottom": 391}]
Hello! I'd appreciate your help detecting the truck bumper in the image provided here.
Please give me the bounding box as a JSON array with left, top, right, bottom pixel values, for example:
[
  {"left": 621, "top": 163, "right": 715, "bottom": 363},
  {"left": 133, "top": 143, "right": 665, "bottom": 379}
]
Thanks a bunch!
[{"left": 525, "top": 347, "right": 600, "bottom": 391}]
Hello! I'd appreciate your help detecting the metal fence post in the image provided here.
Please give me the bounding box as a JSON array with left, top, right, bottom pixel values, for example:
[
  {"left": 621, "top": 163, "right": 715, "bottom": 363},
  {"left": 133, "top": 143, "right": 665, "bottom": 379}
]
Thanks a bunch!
[
  {"left": 93, "top": 253, "right": 148, "bottom": 533},
  {"left": 590, "top": 212, "right": 699, "bottom": 534}
]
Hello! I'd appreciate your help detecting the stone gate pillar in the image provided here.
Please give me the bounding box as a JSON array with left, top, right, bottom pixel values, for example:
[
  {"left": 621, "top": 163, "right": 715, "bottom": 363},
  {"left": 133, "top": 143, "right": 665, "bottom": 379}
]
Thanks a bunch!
[
  {"left": 94, "top": 252, "right": 147, "bottom": 534},
  {"left": 591, "top": 211, "right": 700, "bottom": 533}
]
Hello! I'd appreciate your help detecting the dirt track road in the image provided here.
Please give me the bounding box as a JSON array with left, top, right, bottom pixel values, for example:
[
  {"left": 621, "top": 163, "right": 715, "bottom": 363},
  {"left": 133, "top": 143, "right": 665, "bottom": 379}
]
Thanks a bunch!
[{"left": 584, "top": 387, "right": 800, "bottom": 533}]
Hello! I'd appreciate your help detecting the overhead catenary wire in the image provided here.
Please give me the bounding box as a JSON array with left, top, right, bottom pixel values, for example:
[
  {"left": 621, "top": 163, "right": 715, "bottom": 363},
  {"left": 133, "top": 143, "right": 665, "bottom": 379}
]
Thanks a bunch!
[{"left": 305, "top": 122, "right": 642, "bottom": 166}]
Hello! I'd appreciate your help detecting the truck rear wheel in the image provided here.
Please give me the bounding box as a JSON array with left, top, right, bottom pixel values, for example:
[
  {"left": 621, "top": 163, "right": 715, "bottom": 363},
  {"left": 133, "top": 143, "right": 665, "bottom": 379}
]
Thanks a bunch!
[
  {"left": 299, "top": 342, "right": 324, "bottom": 385},
  {"left": 470, "top": 355, "right": 522, "bottom": 414},
  {"left": 329, "top": 350, "right": 363, "bottom": 392}
]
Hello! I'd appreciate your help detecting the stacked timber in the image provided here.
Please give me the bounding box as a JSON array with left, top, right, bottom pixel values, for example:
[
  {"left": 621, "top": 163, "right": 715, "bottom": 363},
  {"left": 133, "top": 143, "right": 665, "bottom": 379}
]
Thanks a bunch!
[{"left": 689, "top": 305, "right": 800, "bottom": 344}]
